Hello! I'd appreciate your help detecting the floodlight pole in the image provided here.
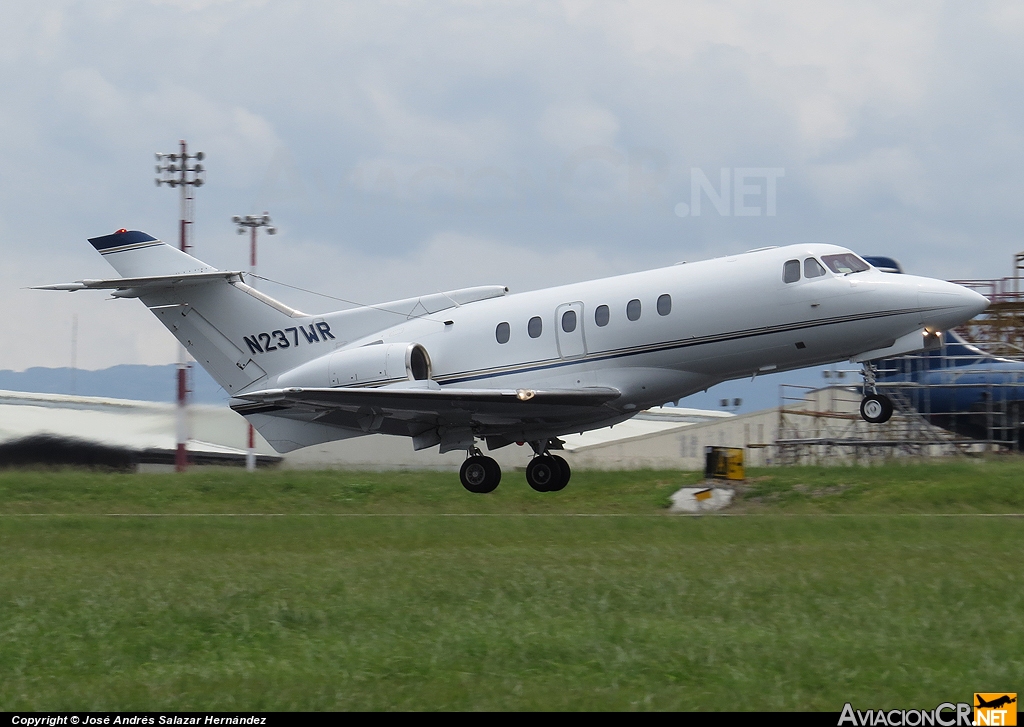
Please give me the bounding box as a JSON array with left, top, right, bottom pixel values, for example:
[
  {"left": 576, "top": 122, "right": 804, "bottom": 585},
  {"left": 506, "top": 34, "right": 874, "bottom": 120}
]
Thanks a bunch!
[
  {"left": 155, "top": 140, "right": 205, "bottom": 472},
  {"left": 232, "top": 212, "right": 276, "bottom": 471}
]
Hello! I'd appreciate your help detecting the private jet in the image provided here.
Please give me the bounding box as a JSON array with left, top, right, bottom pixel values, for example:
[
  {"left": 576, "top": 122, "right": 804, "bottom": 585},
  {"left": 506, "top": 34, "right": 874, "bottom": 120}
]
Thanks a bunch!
[{"left": 37, "top": 230, "right": 988, "bottom": 492}]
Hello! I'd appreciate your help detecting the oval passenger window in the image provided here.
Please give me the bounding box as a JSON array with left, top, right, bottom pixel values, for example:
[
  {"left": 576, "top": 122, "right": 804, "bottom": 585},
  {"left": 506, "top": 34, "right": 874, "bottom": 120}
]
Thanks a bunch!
[
  {"left": 561, "top": 310, "right": 577, "bottom": 333},
  {"left": 528, "top": 316, "right": 543, "bottom": 338},
  {"left": 495, "top": 322, "right": 510, "bottom": 344},
  {"left": 594, "top": 304, "right": 609, "bottom": 327},
  {"left": 657, "top": 294, "right": 671, "bottom": 316},
  {"left": 626, "top": 298, "right": 641, "bottom": 321}
]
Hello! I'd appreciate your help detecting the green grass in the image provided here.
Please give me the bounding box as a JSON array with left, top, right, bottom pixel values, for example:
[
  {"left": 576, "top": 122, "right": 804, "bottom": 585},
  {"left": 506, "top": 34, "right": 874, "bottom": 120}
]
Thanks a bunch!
[
  {"left": 735, "top": 459, "right": 1024, "bottom": 514},
  {"left": 1, "top": 461, "right": 1023, "bottom": 710},
  {"left": 0, "top": 467, "right": 701, "bottom": 515}
]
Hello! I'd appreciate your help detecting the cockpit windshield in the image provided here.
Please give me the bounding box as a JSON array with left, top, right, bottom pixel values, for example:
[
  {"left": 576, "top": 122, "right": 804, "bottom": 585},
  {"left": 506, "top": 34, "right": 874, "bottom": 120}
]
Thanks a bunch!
[{"left": 821, "top": 253, "right": 870, "bottom": 275}]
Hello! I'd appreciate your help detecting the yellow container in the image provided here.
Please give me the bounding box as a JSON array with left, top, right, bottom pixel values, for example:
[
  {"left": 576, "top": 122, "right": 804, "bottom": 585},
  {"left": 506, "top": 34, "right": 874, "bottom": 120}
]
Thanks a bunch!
[{"left": 704, "top": 446, "right": 745, "bottom": 481}]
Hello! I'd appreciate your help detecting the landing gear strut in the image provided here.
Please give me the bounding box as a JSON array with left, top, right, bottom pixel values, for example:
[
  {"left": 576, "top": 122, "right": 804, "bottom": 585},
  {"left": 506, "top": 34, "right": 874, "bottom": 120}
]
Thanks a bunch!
[
  {"left": 459, "top": 449, "right": 501, "bottom": 493},
  {"left": 525, "top": 440, "right": 571, "bottom": 492},
  {"left": 859, "top": 362, "right": 893, "bottom": 424}
]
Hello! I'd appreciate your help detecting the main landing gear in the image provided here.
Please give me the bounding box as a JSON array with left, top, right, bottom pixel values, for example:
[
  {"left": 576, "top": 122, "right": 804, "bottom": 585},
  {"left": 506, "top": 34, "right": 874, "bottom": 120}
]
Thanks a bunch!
[
  {"left": 459, "top": 452, "right": 501, "bottom": 493},
  {"left": 526, "top": 454, "right": 571, "bottom": 493},
  {"left": 458, "top": 440, "right": 572, "bottom": 494},
  {"left": 859, "top": 362, "right": 893, "bottom": 424}
]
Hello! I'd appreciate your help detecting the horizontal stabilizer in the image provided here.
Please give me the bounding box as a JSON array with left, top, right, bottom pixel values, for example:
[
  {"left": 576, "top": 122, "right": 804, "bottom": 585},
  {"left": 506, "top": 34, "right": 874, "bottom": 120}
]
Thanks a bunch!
[{"left": 32, "top": 270, "right": 245, "bottom": 292}]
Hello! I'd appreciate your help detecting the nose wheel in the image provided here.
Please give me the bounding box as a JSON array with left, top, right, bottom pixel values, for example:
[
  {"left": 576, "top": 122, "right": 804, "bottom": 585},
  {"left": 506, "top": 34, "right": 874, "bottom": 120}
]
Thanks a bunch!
[
  {"left": 460, "top": 455, "right": 501, "bottom": 493},
  {"left": 859, "top": 361, "right": 893, "bottom": 424},
  {"left": 860, "top": 394, "right": 893, "bottom": 424}
]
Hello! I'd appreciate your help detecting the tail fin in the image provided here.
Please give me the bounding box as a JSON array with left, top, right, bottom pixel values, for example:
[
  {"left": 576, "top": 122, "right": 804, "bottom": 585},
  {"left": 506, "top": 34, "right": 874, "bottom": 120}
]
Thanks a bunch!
[
  {"left": 88, "top": 229, "right": 214, "bottom": 277},
  {"left": 56, "top": 230, "right": 508, "bottom": 401},
  {"left": 86, "top": 230, "right": 328, "bottom": 396}
]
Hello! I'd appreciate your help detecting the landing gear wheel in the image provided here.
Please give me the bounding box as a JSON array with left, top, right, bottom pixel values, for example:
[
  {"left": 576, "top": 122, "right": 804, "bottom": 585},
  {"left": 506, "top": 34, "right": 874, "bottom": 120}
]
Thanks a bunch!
[
  {"left": 547, "top": 455, "right": 571, "bottom": 492},
  {"left": 860, "top": 394, "right": 893, "bottom": 424},
  {"left": 526, "top": 455, "right": 566, "bottom": 492},
  {"left": 460, "top": 456, "right": 501, "bottom": 493}
]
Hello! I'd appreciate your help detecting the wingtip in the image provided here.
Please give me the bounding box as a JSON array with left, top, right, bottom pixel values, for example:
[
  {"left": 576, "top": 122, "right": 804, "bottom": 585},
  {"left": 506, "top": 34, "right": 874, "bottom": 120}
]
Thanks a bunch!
[{"left": 29, "top": 282, "right": 87, "bottom": 291}]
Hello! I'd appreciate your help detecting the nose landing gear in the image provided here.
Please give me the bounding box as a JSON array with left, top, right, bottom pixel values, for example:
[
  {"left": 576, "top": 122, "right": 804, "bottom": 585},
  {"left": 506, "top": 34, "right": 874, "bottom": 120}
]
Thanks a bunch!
[{"left": 859, "top": 362, "right": 894, "bottom": 424}]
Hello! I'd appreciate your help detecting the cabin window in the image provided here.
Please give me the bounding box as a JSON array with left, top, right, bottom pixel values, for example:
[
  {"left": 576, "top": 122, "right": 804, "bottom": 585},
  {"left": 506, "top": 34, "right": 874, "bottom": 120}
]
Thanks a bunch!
[
  {"left": 804, "top": 258, "right": 826, "bottom": 278},
  {"left": 594, "top": 304, "right": 610, "bottom": 327},
  {"left": 528, "top": 316, "right": 543, "bottom": 338},
  {"left": 626, "top": 298, "right": 641, "bottom": 321},
  {"left": 495, "top": 322, "right": 510, "bottom": 344},
  {"left": 657, "top": 294, "right": 672, "bottom": 316},
  {"left": 822, "top": 253, "right": 870, "bottom": 275},
  {"left": 561, "top": 309, "right": 577, "bottom": 333},
  {"left": 783, "top": 259, "right": 800, "bottom": 283}
]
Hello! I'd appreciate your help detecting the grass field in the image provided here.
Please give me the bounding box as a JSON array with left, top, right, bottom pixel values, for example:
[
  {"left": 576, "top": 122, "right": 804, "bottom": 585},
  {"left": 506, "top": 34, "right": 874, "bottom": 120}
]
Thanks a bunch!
[{"left": 1, "top": 461, "right": 1022, "bottom": 710}]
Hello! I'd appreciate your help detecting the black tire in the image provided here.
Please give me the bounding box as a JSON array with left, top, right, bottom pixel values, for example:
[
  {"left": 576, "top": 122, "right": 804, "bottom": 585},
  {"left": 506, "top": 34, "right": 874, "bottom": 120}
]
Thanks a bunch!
[
  {"left": 483, "top": 456, "right": 502, "bottom": 490},
  {"left": 460, "top": 456, "right": 501, "bottom": 493},
  {"left": 526, "top": 455, "right": 563, "bottom": 492},
  {"left": 860, "top": 394, "right": 893, "bottom": 424},
  {"left": 548, "top": 455, "right": 571, "bottom": 491}
]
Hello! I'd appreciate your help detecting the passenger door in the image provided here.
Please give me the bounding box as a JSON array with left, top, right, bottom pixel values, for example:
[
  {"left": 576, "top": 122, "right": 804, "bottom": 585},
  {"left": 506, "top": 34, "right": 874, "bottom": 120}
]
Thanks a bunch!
[{"left": 554, "top": 302, "right": 587, "bottom": 359}]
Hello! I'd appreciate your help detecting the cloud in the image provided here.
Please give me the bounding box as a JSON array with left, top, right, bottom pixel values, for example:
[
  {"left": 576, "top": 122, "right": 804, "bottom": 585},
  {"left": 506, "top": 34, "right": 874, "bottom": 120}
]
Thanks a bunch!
[
  {"left": 807, "top": 146, "right": 930, "bottom": 210},
  {"left": 539, "top": 103, "right": 620, "bottom": 152},
  {"left": 250, "top": 228, "right": 649, "bottom": 316},
  {"left": 1, "top": 1, "right": 1024, "bottom": 369},
  {"left": 56, "top": 67, "right": 280, "bottom": 187}
]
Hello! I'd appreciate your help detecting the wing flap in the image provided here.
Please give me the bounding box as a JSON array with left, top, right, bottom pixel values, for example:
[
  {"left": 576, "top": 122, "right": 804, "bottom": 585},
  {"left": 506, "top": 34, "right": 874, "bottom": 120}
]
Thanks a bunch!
[{"left": 232, "top": 385, "right": 621, "bottom": 416}]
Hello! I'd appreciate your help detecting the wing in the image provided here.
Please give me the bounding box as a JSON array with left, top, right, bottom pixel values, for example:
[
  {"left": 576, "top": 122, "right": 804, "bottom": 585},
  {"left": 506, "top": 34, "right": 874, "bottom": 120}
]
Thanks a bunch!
[{"left": 232, "top": 384, "right": 623, "bottom": 451}]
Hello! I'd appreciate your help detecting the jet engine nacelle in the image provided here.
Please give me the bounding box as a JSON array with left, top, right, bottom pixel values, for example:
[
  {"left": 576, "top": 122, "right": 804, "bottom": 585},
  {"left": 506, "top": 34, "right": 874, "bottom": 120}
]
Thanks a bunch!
[{"left": 275, "top": 342, "right": 432, "bottom": 388}]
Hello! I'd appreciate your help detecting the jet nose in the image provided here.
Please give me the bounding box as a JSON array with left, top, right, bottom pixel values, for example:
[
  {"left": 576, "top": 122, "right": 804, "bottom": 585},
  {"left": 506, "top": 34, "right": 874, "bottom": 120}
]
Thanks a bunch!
[
  {"left": 917, "top": 279, "right": 989, "bottom": 330},
  {"left": 963, "top": 287, "right": 990, "bottom": 318}
]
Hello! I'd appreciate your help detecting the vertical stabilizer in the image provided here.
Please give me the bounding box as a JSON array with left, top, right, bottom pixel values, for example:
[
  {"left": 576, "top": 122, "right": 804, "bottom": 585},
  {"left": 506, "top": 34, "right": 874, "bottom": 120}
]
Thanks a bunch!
[{"left": 83, "top": 230, "right": 327, "bottom": 395}]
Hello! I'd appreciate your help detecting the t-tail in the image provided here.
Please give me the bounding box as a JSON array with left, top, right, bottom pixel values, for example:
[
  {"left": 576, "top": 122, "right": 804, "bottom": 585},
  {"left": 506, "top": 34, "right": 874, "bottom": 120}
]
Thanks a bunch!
[
  {"left": 38, "top": 230, "right": 333, "bottom": 396},
  {"left": 36, "top": 229, "right": 509, "bottom": 401}
]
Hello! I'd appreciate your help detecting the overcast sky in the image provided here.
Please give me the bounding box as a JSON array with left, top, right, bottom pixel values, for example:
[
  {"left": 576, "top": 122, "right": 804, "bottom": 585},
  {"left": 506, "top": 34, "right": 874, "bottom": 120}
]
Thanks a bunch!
[{"left": 2, "top": 1, "right": 1023, "bottom": 372}]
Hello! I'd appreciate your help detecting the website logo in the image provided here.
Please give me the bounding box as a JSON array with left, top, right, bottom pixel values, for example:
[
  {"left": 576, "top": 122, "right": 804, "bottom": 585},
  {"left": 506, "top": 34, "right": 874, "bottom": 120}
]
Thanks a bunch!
[{"left": 975, "top": 694, "right": 1017, "bottom": 726}]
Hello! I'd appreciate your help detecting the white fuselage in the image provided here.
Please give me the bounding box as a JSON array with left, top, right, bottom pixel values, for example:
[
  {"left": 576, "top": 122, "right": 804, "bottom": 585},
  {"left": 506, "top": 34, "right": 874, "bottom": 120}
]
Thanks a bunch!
[
  {"left": 49, "top": 230, "right": 989, "bottom": 456},
  {"left": 269, "top": 243, "right": 987, "bottom": 433}
]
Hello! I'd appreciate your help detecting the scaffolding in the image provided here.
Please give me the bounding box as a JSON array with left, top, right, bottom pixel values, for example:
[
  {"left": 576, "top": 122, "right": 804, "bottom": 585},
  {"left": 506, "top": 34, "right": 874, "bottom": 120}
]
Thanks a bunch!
[
  {"left": 775, "top": 347, "right": 1024, "bottom": 463},
  {"left": 872, "top": 346, "right": 1024, "bottom": 451},
  {"left": 774, "top": 384, "right": 977, "bottom": 465},
  {"left": 951, "top": 252, "right": 1024, "bottom": 355}
]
